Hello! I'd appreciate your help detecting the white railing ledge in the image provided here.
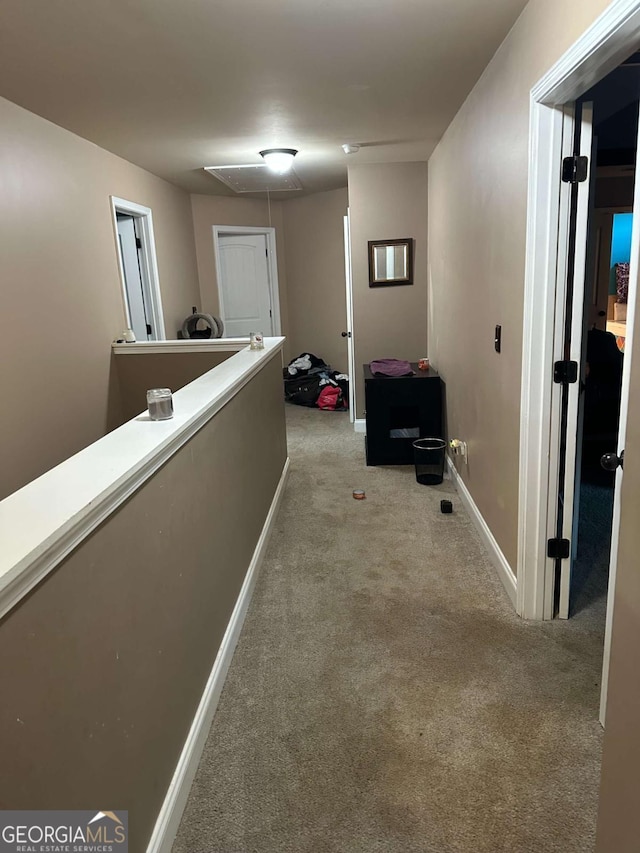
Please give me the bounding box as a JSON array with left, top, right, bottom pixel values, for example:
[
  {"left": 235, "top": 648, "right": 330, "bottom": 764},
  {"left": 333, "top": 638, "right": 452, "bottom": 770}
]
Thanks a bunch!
[
  {"left": 0, "top": 337, "right": 285, "bottom": 621},
  {"left": 112, "top": 338, "right": 250, "bottom": 355}
]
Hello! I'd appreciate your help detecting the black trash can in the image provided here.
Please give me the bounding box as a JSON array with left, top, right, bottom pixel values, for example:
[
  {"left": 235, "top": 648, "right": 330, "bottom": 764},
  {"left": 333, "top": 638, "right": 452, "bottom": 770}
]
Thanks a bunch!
[{"left": 413, "top": 438, "right": 446, "bottom": 485}]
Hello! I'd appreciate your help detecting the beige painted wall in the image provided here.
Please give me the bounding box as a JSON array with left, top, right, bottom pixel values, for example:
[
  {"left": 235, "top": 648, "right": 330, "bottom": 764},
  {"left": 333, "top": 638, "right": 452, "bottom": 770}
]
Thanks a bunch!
[
  {"left": 112, "top": 350, "right": 235, "bottom": 424},
  {"left": 282, "top": 187, "right": 349, "bottom": 371},
  {"left": 0, "top": 356, "right": 287, "bottom": 853},
  {"left": 427, "top": 0, "right": 611, "bottom": 570},
  {"left": 348, "top": 163, "right": 428, "bottom": 415},
  {"left": 190, "top": 194, "right": 290, "bottom": 356},
  {"left": 0, "top": 96, "right": 201, "bottom": 501}
]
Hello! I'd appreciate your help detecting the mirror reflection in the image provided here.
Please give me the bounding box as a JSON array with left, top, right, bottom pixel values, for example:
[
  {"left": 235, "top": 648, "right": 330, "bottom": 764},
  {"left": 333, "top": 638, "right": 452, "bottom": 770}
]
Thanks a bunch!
[
  {"left": 368, "top": 238, "right": 413, "bottom": 287},
  {"left": 373, "top": 244, "right": 407, "bottom": 281}
]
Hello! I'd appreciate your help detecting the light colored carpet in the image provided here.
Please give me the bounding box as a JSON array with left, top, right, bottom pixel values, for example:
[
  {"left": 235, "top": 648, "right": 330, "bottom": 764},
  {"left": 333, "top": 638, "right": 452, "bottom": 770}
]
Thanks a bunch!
[{"left": 172, "top": 404, "right": 604, "bottom": 853}]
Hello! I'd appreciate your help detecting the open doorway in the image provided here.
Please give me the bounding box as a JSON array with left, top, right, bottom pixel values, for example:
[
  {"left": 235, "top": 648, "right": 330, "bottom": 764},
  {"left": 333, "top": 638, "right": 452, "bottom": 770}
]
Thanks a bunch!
[
  {"left": 518, "top": 4, "right": 640, "bottom": 726},
  {"left": 110, "top": 196, "right": 165, "bottom": 341},
  {"left": 549, "top": 72, "right": 638, "bottom": 671},
  {"left": 570, "top": 72, "right": 637, "bottom": 623},
  {"left": 541, "top": 88, "right": 638, "bottom": 627}
]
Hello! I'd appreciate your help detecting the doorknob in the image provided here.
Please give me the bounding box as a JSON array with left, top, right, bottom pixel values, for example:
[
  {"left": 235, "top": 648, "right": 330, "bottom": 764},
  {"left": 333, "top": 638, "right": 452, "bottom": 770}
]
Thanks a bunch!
[
  {"left": 601, "top": 449, "right": 624, "bottom": 471},
  {"left": 341, "top": 331, "right": 351, "bottom": 338}
]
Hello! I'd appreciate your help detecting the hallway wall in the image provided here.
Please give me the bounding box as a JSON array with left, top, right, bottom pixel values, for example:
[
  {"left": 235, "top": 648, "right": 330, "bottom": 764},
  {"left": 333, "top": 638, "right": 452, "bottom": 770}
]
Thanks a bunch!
[
  {"left": 282, "top": 187, "right": 349, "bottom": 372},
  {"left": 427, "top": 0, "right": 611, "bottom": 571},
  {"left": 0, "top": 96, "right": 201, "bottom": 501},
  {"left": 348, "top": 162, "right": 428, "bottom": 416},
  {"left": 113, "top": 349, "right": 234, "bottom": 424},
  {"left": 0, "top": 355, "right": 287, "bottom": 853}
]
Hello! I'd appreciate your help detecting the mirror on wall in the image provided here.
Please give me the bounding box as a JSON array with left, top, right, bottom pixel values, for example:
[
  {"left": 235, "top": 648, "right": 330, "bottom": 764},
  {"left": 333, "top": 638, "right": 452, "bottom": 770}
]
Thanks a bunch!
[{"left": 368, "top": 238, "right": 413, "bottom": 287}]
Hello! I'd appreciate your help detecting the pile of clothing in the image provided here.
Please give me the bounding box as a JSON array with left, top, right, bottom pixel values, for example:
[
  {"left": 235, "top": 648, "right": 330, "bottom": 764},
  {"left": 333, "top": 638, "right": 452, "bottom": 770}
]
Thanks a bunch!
[{"left": 283, "top": 353, "right": 349, "bottom": 410}]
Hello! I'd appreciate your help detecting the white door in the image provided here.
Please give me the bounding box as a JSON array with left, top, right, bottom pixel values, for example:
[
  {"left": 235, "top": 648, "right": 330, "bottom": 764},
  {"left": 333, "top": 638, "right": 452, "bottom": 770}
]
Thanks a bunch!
[
  {"left": 117, "top": 214, "right": 150, "bottom": 341},
  {"left": 343, "top": 213, "right": 356, "bottom": 421},
  {"left": 599, "top": 108, "right": 640, "bottom": 724},
  {"left": 217, "top": 234, "right": 273, "bottom": 337},
  {"left": 595, "top": 254, "right": 640, "bottom": 842}
]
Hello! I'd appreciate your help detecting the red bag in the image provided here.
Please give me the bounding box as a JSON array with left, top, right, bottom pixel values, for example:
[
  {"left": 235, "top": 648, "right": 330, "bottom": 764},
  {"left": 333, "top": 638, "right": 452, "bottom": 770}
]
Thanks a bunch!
[{"left": 317, "top": 385, "right": 341, "bottom": 410}]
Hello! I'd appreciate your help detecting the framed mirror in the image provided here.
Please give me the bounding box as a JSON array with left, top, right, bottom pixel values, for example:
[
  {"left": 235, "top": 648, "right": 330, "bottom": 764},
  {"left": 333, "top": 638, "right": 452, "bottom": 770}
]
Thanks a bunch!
[{"left": 368, "top": 238, "right": 413, "bottom": 287}]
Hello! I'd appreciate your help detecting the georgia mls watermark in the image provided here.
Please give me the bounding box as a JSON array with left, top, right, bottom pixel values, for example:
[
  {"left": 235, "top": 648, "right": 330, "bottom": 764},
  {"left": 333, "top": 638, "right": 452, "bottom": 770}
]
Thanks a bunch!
[{"left": 0, "top": 811, "right": 128, "bottom": 853}]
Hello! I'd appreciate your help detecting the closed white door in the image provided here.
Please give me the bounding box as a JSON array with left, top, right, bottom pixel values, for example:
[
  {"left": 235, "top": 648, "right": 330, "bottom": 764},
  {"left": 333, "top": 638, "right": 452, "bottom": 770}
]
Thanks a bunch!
[
  {"left": 343, "top": 213, "right": 356, "bottom": 421},
  {"left": 217, "top": 234, "right": 273, "bottom": 337}
]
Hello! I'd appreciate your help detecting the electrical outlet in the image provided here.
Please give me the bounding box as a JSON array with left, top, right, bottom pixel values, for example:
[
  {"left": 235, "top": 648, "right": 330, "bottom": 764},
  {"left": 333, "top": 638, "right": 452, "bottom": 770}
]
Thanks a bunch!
[{"left": 450, "top": 439, "right": 468, "bottom": 461}]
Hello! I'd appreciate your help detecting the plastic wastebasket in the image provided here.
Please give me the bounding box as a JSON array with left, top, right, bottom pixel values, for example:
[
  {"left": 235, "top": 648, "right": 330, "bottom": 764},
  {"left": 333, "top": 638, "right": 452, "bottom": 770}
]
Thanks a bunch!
[{"left": 413, "top": 438, "right": 446, "bottom": 485}]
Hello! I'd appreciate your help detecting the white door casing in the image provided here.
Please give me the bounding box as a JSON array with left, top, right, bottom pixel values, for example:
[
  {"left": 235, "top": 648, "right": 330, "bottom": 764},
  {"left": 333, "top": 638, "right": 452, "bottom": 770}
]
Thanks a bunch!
[
  {"left": 556, "top": 103, "right": 594, "bottom": 620},
  {"left": 212, "top": 226, "right": 281, "bottom": 339},
  {"left": 110, "top": 196, "right": 165, "bottom": 341}
]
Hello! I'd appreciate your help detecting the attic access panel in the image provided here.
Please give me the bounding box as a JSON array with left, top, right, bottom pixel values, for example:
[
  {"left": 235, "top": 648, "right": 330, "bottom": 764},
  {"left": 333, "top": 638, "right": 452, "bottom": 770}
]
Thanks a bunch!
[{"left": 204, "top": 164, "right": 302, "bottom": 193}]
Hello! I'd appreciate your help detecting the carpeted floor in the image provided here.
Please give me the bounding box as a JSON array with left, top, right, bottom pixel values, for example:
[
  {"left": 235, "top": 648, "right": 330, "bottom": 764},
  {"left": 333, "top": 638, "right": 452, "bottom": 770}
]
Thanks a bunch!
[
  {"left": 172, "top": 404, "right": 604, "bottom": 853},
  {"left": 571, "top": 480, "right": 614, "bottom": 618}
]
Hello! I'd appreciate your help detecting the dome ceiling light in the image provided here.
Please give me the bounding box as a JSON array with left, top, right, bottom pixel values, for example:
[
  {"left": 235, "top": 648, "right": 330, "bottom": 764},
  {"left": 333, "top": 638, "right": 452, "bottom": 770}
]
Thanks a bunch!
[{"left": 259, "top": 148, "right": 298, "bottom": 174}]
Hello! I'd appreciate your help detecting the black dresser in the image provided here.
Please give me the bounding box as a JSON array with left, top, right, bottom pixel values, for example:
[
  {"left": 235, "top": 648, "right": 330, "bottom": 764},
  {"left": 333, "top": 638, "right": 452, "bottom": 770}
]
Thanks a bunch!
[{"left": 364, "top": 363, "right": 443, "bottom": 465}]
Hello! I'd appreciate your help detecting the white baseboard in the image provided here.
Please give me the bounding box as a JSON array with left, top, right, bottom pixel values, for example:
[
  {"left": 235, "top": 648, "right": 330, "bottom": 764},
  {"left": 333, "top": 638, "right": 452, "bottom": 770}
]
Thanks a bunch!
[
  {"left": 446, "top": 457, "right": 517, "bottom": 609},
  {"left": 146, "top": 456, "right": 291, "bottom": 853},
  {"left": 354, "top": 418, "right": 366, "bottom": 434}
]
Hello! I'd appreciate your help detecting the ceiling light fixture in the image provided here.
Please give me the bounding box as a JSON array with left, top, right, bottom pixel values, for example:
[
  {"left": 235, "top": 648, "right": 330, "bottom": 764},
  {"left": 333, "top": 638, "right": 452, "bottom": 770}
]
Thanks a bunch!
[
  {"left": 259, "top": 148, "right": 298, "bottom": 174},
  {"left": 342, "top": 143, "right": 360, "bottom": 154}
]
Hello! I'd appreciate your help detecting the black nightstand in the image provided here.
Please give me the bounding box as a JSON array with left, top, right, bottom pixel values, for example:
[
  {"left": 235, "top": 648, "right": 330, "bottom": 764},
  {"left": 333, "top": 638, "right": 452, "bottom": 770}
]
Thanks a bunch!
[{"left": 364, "top": 363, "right": 443, "bottom": 465}]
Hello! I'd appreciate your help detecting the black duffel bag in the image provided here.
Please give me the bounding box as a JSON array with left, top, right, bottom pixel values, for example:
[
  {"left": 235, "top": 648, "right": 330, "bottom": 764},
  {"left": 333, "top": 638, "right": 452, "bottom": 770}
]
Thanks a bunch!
[{"left": 284, "top": 373, "right": 323, "bottom": 407}]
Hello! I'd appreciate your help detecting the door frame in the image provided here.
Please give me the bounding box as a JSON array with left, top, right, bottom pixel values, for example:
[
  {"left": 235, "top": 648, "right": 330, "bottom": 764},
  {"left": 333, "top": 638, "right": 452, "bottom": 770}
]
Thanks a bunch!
[
  {"left": 110, "top": 196, "right": 166, "bottom": 340},
  {"left": 549, "top": 102, "right": 595, "bottom": 621},
  {"left": 518, "top": 1, "right": 640, "bottom": 719},
  {"left": 212, "top": 225, "right": 281, "bottom": 336}
]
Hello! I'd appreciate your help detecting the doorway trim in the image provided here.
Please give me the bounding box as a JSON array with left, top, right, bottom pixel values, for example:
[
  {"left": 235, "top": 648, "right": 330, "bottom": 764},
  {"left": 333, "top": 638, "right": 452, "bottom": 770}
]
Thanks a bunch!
[
  {"left": 110, "top": 196, "right": 166, "bottom": 340},
  {"left": 519, "top": 1, "right": 640, "bottom": 724},
  {"left": 212, "top": 225, "right": 281, "bottom": 336}
]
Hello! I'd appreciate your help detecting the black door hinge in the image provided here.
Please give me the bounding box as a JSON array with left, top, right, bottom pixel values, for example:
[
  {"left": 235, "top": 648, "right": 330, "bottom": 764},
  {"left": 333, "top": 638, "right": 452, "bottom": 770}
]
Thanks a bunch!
[
  {"left": 135, "top": 237, "right": 142, "bottom": 250},
  {"left": 554, "top": 360, "right": 578, "bottom": 384},
  {"left": 146, "top": 323, "right": 152, "bottom": 336},
  {"left": 547, "top": 538, "right": 570, "bottom": 559},
  {"left": 562, "top": 155, "right": 589, "bottom": 184}
]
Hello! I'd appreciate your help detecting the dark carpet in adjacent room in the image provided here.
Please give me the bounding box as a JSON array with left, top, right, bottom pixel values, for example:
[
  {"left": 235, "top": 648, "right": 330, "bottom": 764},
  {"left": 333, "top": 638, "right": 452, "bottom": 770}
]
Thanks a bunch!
[
  {"left": 172, "top": 404, "right": 604, "bottom": 853},
  {"left": 571, "top": 480, "right": 614, "bottom": 618}
]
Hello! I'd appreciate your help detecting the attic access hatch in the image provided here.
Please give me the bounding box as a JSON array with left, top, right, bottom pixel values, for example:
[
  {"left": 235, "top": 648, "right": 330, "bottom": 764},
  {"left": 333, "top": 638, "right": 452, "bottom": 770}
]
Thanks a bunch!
[{"left": 204, "top": 164, "right": 303, "bottom": 193}]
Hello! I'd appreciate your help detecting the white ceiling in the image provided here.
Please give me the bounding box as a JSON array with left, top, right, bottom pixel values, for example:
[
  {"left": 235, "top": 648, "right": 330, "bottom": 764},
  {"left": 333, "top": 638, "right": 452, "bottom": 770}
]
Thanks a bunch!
[{"left": 0, "top": 0, "right": 529, "bottom": 197}]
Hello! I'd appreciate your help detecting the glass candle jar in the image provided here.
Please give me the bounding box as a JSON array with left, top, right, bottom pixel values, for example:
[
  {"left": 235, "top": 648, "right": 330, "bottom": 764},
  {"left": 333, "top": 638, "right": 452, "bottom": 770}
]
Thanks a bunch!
[
  {"left": 147, "top": 388, "right": 173, "bottom": 420},
  {"left": 249, "top": 331, "right": 264, "bottom": 350}
]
